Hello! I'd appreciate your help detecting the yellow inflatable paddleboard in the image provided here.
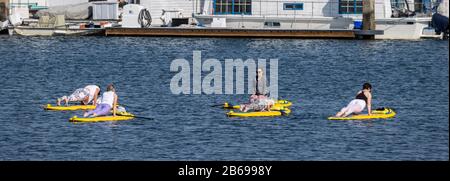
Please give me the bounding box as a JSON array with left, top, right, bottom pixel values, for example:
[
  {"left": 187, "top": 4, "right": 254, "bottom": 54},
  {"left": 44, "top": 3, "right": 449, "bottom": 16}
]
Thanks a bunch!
[
  {"left": 223, "top": 100, "right": 292, "bottom": 109},
  {"left": 227, "top": 108, "right": 291, "bottom": 117},
  {"left": 69, "top": 112, "right": 135, "bottom": 123},
  {"left": 328, "top": 107, "right": 396, "bottom": 120},
  {"left": 44, "top": 104, "right": 96, "bottom": 111}
]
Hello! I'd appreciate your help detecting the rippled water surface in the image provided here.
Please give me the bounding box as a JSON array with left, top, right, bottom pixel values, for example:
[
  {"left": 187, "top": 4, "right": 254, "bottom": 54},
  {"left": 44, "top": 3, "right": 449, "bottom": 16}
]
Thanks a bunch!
[{"left": 0, "top": 35, "right": 448, "bottom": 160}]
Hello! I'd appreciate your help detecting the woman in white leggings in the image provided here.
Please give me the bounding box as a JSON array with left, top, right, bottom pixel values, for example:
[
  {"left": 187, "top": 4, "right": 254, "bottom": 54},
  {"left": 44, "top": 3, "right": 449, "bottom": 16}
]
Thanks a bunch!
[
  {"left": 335, "top": 83, "right": 372, "bottom": 117},
  {"left": 57, "top": 85, "right": 100, "bottom": 106}
]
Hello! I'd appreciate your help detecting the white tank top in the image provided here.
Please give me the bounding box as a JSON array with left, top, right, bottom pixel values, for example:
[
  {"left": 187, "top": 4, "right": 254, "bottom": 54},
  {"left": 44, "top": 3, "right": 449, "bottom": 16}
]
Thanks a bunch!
[
  {"left": 84, "top": 85, "right": 99, "bottom": 103},
  {"left": 101, "top": 91, "right": 115, "bottom": 107}
]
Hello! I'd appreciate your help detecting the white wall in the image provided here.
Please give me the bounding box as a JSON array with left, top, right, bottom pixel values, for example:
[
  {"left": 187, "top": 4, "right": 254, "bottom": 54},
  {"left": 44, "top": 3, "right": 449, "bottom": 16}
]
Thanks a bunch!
[
  {"left": 9, "top": 0, "right": 48, "bottom": 6},
  {"left": 251, "top": 0, "right": 339, "bottom": 17},
  {"left": 438, "top": 0, "right": 448, "bottom": 17},
  {"left": 139, "top": 0, "right": 195, "bottom": 24},
  {"left": 47, "top": 0, "right": 89, "bottom": 7},
  {"left": 201, "top": 0, "right": 391, "bottom": 19},
  {"left": 8, "top": 0, "right": 48, "bottom": 17}
]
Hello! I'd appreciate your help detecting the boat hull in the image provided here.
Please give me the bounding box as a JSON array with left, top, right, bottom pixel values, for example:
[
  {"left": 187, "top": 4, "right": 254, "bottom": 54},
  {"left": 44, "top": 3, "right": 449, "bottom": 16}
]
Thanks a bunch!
[{"left": 13, "top": 26, "right": 104, "bottom": 36}]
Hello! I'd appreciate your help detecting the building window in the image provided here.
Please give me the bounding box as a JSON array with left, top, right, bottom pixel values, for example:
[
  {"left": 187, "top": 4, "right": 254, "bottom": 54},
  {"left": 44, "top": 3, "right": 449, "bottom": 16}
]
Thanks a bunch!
[
  {"left": 131, "top": 0, "right": 141, "bottom": 4},
  {"left": 283, "top": 3, "right": 304, "bottom": 10},
  {"left": 264, "top": 21, "right": 281, "bottom": 27},
  {"left": 214, "top": 0, "right": 252, "bottom": 15},
  {"left": 339, "top": 0, "right": 363, "bottom": 14}
]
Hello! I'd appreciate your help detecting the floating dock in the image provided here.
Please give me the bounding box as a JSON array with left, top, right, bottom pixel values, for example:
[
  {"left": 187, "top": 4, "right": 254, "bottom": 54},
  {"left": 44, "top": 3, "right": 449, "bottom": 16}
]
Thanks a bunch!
[{"left": 105, "top": 27, "right": 381, "bottom": 39}]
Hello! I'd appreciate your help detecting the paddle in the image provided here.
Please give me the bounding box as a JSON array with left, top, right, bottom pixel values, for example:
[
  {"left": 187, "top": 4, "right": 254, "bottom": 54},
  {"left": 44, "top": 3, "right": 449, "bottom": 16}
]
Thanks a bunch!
[
  {"left": 211, "top": 104, "right": 224, "bottom": 107},
  {"left": 114, "top": 103, "right": 154, "bottom": 120},
  {"left": 122, "top": 115, "right": 154, "bottom": 121},
  {"left": 211, "top": 103, "right": 227, "bottom": 108}
]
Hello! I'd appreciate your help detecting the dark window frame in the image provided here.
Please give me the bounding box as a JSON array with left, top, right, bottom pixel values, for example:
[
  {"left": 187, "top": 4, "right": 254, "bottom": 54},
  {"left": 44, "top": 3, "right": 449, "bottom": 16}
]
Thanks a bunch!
[
  {"left": 339, "top": 0, "right": 363, "bottom": 14},
  {"left": 214, "top": 0, "right": 252, "bottom": 15},
  {"left": 283, "top": 3, "right": 304, "bottom": 10}
]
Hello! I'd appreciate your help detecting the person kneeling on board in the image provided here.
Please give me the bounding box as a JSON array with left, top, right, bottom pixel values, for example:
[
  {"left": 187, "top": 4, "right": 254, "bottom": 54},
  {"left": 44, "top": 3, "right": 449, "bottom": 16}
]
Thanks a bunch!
[
  {"left": 335, "top": 83, "right": 372, "bottom": 117},
  {"left": 57, "top": 85, "right": 100, "bottom": 106},
  {"left": 84, "top": 84, "right": 118, "bottom": 118},
  {"left": 240, "top": 98, "right": 275, "bottom": 112}
]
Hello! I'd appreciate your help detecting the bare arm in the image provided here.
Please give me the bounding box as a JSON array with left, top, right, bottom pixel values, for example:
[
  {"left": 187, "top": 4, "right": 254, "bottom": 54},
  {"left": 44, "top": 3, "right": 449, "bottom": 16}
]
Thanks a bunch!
[
  {"left": 366, "top": 92, "right": 372, "bottom": 115},
  {"left": 262, "top": 78, "right": 268, "bottom": 96},
  {"left": 92, "top": 88, "right": 99, "bottom": 106},
  {"left": 252, "top": 79, "right": 256, "bottom": 95},
  {"left": 113, "top": 94, "right": 118, "bottom": 116}
]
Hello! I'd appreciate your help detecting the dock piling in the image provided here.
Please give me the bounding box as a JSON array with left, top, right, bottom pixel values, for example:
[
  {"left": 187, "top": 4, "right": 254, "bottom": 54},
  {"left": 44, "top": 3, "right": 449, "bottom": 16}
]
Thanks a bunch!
[{"left": 362, "top": 0, "right": 376, "bottom": 39}]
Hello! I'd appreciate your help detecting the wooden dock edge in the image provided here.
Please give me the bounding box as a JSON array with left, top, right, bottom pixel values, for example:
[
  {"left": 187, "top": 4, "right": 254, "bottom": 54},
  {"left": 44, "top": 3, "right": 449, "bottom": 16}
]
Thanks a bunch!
[{"left": 105, "top": 27, "right": 357, "bottom": 39}]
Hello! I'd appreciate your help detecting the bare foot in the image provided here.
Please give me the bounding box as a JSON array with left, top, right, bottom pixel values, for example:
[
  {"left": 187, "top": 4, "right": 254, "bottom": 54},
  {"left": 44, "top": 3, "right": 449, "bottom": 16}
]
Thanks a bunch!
[{"left": 239, "top": 105, "right": 245, "bottom": 112}]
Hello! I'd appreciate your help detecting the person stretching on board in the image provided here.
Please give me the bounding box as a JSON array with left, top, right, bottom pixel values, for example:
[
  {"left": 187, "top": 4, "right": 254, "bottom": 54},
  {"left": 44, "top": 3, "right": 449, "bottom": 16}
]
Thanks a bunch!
[
  {"left": 57, "top": 85, "right": 100, "bottom": 106},
  {"left": 83, "top": 84, "right": 118, "bottom": 117},
  {"left": 335, "top": 83, "right": 372, "bottom": 117}
]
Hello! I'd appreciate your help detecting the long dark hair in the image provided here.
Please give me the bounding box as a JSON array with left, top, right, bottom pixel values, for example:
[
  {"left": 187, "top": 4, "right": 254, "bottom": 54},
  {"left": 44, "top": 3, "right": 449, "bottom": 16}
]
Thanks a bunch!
[
  {"left": 362, "top": 82, "right": 372, "bottom": 90},
  {"left": 107, "top": 84, "right": 115, "bottom": 92}
]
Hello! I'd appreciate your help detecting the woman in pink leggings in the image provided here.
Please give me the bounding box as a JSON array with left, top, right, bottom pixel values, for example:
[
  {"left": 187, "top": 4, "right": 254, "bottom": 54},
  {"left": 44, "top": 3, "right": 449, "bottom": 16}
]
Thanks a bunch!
[
  {"left": 335, "top": 83, "right": 372, "bottom": 117},
  {"left": 84, "top": 84, "right": 118, "bottom": 117}
]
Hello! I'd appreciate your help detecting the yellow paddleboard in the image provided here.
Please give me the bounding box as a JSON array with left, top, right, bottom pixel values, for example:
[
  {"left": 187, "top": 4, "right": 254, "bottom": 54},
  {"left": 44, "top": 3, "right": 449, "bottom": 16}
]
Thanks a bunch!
[
  {"left": 227, "top": 108, "right": 291, "bottom": 117},
  {"left": 69, "top": 112, "right": 135, "bottom": 123},
  {"left": 223, "top": 100, "right": 292, "bottom": 109},
  {"left": 44, "top": 104, "right": 96, "bottom": 111},
  {"left": 328, "top": 108, "right": 396, "bottom": 120}
]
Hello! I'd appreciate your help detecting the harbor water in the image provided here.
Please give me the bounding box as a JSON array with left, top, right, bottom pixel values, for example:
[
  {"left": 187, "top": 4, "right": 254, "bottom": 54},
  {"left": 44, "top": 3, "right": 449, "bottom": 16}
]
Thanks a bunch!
[{"left": 0, "top": 35, "right": 448, "bottom": 160}]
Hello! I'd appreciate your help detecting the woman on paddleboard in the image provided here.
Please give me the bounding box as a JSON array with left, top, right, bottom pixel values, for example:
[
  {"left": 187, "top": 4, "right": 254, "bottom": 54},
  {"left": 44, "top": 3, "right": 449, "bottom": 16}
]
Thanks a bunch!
[
  {"left": 335, "top": 83, "right": 372, "bottom": 117},
  {"left": 57, "top": 85, "right": 100, "bottom": 106},
  {"left": 83, "top": 84, "right": 118, "bottom": 117},
  {"left": 239, "top": 68, "right": 274, "bottom": 112}
]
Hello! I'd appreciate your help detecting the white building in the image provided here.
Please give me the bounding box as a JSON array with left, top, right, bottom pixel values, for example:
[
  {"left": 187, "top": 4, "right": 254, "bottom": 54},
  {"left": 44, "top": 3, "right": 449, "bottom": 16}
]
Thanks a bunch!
[
  {"left": 118, "top": 0, "right": 444, "bottom": 39},
  {"left": 125, "top": 0, "right": 435, "bottom": 23}
]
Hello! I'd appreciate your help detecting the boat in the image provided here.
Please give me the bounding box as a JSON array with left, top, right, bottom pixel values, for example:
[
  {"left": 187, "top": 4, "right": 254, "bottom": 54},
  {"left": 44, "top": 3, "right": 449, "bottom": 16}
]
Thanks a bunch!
[
  {"left": 13, "top": 26, "right": 104, "bottom": 36},
  {"left": 11, "top": 15, "right": 105, "bottom": 36},
  {"left": 328, "top": 107, "right": 396, "bottom": 120}
]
